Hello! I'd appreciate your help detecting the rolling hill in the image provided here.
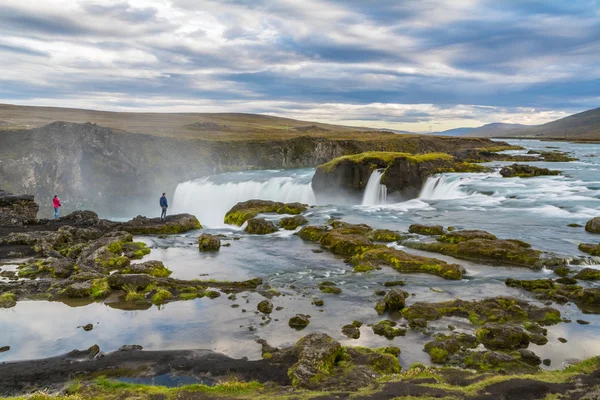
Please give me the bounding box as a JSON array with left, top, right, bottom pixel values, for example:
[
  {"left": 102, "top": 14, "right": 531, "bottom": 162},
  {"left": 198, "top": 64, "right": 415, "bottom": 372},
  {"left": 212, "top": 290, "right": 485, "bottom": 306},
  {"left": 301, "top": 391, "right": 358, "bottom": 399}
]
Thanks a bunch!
[{"left": 466, "top": 107, "right": 600, "bottom": 140}]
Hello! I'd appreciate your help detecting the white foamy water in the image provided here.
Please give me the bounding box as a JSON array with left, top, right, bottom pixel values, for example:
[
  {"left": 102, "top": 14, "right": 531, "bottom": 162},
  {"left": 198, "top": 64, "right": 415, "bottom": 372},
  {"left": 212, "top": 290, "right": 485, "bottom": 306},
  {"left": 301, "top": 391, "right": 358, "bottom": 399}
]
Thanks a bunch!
[
  {"left": 419, "top": 174, "right": 470, "bottom": 200},
  {"left": 173, "top": 171, "right": 316, "bottom": 227},
  {"left": 361, "top": 170, "right": 387, "bottom": 206}
]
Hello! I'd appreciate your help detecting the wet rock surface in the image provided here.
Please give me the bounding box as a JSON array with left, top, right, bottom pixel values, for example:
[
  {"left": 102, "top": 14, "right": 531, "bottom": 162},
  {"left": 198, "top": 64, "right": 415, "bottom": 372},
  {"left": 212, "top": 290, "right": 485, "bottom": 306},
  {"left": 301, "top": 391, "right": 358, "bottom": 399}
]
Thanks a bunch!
[{"left": 499, "top": 164, "right": 561, "bottom": 178}]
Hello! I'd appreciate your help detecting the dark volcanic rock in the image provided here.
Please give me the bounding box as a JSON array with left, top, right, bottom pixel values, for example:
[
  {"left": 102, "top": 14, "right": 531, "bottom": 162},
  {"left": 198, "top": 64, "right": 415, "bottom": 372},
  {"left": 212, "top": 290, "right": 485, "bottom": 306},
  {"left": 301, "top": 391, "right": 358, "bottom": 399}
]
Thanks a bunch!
[
  {"left": 585, "top": 217, "right": 600, "bottom": 233},
  {"left": 245, "top": 218, "right": 278, "bottom": 234},
  {"left": 289, "top": 314, "right": 311, "bottom": 329},
  {"left": 0, "top": 190, "right": 39, "bottom": 225},
  {"left": 499, "top": 164, "right": 560, "bottom": 178}
]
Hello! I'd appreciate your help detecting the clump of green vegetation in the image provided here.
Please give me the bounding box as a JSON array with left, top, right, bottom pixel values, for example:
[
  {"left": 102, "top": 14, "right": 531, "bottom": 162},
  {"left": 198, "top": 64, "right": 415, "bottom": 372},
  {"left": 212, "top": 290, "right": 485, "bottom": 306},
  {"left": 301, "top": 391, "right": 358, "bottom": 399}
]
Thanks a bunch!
[
  {"left": 0, "top": 292, "right": 17, "bottom": 308},
  {"left": 90, "top": 278, "right": 111, "bottom": 299},
  {"left": 151, "top": 289, "right": 172, "bottom": 304}
]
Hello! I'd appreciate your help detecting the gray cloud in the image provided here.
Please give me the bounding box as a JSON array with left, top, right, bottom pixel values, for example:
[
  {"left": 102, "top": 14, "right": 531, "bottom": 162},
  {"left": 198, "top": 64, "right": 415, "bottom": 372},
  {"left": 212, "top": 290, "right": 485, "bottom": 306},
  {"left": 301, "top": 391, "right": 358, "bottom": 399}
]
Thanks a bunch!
[{"left": 0, "top": 0, "right": 598, "bottom": 130}]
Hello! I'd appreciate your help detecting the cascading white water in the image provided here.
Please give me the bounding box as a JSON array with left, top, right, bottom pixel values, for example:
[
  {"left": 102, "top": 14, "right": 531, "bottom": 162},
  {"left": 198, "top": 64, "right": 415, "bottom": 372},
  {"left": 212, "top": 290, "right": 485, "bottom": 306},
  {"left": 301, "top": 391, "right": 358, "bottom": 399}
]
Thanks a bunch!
[
  {"left": 361, "top": 170, "right": 387, "bottom": 205},
  {"left": 172, "top": 175, "right": 316, "bottom": 227},
  {"left": 419, "top": 175, "right": 468, "bottom": 200}
]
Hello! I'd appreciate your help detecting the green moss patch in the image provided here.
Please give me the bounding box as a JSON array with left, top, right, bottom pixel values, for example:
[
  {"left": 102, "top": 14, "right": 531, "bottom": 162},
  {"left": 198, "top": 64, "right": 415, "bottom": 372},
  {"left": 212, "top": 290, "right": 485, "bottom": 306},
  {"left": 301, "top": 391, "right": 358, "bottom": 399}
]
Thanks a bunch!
[{"left": 224, "top": 200, "right": 307, "bottom": 226}]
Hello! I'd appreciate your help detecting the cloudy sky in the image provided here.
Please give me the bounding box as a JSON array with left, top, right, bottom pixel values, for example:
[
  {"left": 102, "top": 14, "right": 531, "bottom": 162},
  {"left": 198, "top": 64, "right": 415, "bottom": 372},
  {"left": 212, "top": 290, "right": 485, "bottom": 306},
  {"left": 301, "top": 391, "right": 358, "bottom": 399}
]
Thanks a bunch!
[{"left": 1, "top": 0, "right": 599, "bottom": 131}]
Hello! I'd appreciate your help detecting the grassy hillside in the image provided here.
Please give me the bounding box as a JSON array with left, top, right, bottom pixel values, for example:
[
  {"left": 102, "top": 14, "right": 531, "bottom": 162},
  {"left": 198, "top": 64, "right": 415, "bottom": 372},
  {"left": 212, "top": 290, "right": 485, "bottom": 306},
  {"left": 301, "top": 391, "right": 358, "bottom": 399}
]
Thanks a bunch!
[
  {"left": 0, "top": 103, "right": 397, "bottom": 141},
  {"left": 467, "top": 107, "right": 600, "bottom": 140}
]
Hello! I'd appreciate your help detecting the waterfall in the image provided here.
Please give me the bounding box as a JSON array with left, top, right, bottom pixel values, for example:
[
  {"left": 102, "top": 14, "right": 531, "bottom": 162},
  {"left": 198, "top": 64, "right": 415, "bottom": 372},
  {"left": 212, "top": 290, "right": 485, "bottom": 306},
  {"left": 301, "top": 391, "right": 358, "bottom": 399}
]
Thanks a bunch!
[
  {"left": 172, "top": 173, "right": 316, "bottom": 227},
  {"left": 361, "top": 170, "right": 387, "bottom": 206},
  {"left": 419, "top": 175, "right": 468, "bottom": 200}
]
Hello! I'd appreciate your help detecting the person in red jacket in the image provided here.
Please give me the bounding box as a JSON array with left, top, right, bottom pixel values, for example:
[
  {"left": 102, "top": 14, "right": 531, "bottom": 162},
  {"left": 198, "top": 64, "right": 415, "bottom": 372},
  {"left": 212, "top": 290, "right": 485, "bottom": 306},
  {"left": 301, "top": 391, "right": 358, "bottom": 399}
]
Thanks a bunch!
[{"left": 52, "top": 195, "right": 61, "bottom": 219}]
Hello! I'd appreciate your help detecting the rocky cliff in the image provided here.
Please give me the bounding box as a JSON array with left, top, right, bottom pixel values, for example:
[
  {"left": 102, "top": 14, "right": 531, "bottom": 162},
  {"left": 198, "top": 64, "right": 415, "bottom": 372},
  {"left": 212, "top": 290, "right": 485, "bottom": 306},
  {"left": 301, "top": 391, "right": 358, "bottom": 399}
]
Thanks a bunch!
[
  {"left": 312, "top": 152, "right": 489, "bottom": 204},
  {"left": 0, "top": 122, "right": 503, "bottom": 216}
]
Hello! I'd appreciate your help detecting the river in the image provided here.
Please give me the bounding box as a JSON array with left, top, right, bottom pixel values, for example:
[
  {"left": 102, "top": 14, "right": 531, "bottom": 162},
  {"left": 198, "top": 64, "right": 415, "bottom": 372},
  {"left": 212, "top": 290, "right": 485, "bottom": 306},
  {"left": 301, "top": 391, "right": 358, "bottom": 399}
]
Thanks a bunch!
[{"left": 2, "top": 139, "right": 600, "bottom": 370}]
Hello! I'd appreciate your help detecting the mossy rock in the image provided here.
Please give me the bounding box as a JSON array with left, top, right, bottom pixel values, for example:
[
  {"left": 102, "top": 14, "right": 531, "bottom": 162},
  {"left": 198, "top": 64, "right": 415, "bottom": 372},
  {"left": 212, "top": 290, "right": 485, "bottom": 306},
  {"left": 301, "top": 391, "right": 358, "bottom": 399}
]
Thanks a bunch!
[
  {"left": 280, "top": 215, "right": 308, "bottom": 230},
  {"left": 404, "top": 238, "right": 541, "bottom": 269},
  {"left": 578, "top": 243, "right": 600, "bottom": 256},
  {"left": 122, "top": 242, "right": 151, "bottom": 259},
  {"left": 402, "top": 297, "right": 561, "bottom": 326},
  {"left": 152, "top": 289, "right": 173, "bottom": 304},
  {"left": 297, "top": 225, "right": 329, "bottom": 242},
  {"left": 349, "top": 247, "right": 463, "bottom": 280},
  {"left": 499, "top": 164, "right": 561, "bottom": 178},
  {"left": 122, "top": 260, "right": 172, "bottom": 278},
  {"left": 341, "top": 324, "right": 361, "bottom": 339},
  {"left": 437, "top": 230, "right": 497, "bottom": 243},
  {"left": 384, "top": 280, "right": 405, "bottom": 287},
  {"left": 408, "top": 224, "right": 444, "bottom": 236},
  {"left": 505, "top": 278, "right": 555, "bottom": 291},
  {"left": 319, "top": 283, "right": 342, "bottom": 294},
  {"left": 319, "top": 230, "right": 373, "bottom": 257},
  {"left": 476, "top": 323, "right": 530, "bottom": 350},
  {"left": 198, "top": 233, "right": 221, "bottom": 251},
  {"left": 0, "top": 293, "right": 17, "bottom": 308},
  {"left": 372, "top": 320, "right": 406, "bottom": 339},
  {"left": 424, "top": 333, "right": 478, "bottom": 363},
  {"left": 122, "top": 214, "right": 202, "bottom": 234},
  {"left": 369, "top": 229, "right": 403, "bottom": 242},
  {"left": 245, "top": 218, "right": 278, "bottom": 234},
  {"left": 574, "top": 268, "right": 600, "bottom": 281},
  {"left": 257, "top": 299, "right": 273, "bottom": 314},
  {"left": 289, "top": 314, "right": 311, "bottom": 329},
  {"left": 554, "top": 266, "right": 571, "bottom": 277},
  {"left": 224, "top": 200, "right": 307, "bottom": 226},
  {"left": 585, "top": 217, "right": 600, "bottom": 233}
]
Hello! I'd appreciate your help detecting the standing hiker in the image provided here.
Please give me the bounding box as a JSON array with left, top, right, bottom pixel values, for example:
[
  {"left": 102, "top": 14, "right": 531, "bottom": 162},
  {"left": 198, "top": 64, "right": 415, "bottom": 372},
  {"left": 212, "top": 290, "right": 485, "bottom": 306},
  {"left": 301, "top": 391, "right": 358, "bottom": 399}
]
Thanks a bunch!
[
  {"left": 160, "top": 193, "right": 168, "bottom": 219},
  {"left": 53, "top": 195, "right": 61, "bottom": 219}
]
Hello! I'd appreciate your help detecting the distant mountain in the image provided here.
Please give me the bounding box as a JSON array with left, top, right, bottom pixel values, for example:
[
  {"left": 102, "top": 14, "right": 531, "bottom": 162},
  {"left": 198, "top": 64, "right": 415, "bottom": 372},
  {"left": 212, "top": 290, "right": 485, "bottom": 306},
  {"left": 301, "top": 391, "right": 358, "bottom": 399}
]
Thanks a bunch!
[
  {"left": 484, "top": 107, "right": 600, "bottom": 139},
  {"left": 431, "top": 123, "right": 530, "bottom": 137}
]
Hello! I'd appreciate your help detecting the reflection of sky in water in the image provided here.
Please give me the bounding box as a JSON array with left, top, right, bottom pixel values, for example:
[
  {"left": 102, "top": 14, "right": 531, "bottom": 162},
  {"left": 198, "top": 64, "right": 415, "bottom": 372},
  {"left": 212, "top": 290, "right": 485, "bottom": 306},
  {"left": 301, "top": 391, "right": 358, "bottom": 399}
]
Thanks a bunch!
[{"left": 3, "top": 139, "right": 600, "bottom": 369}]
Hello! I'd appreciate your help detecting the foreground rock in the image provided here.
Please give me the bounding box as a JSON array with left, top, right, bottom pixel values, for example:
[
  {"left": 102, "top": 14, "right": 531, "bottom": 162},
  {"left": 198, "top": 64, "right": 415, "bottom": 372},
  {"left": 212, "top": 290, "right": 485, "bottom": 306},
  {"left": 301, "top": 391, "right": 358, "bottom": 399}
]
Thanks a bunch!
[
  {"left": 245, "top": 218, "right": 278, "bottom": 234},
  {"left": 499, "top": 164, "right": 561, "bottom": 178},
  {"left": 311, "top": 151, "right": 488, "bottom": 204},
  {"left": 403, "top": 229, "right": 544, "bottom": 269},
  {"left": 402, "top": 297, "right": 561, "bottom": 327},
  {"left": 119, "top": 214, "right": 202, "bottom": 234},
  {"left": 297, "top": 220, "right": 463, "bottom": 279},
  {"left": 224, "top": 200, "right": 307, "bottom": 226},
  {"left": 505, "top": 278, "right": 600, "bottom": 309},
  {"left": 198, "top": 233, "right": 221, "bottom": 251}
]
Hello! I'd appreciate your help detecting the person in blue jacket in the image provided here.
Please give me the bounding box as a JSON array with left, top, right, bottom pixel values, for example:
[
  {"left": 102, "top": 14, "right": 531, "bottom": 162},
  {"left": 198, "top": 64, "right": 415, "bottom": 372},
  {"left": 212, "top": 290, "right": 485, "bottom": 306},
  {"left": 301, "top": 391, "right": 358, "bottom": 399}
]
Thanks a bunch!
[{"left": 160, "top": 193, "right": 168, "bottom": 219}]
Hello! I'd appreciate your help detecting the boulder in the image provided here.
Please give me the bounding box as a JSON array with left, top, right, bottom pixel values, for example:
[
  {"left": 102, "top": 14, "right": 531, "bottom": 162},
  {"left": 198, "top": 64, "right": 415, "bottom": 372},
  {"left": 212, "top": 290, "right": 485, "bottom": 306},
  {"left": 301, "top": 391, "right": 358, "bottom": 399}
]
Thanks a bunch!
[
  {"left": 279, "top": 215, "right": 308, "bottom": 230},
  {"left": 198, "top": 233, "right": 221, "bottom": 251},
  {"left": 120, "top": 214, "right": 202, "bottom": 235},
  {"left": 289, "top": 314, "right": 311, "bottom": 329},
  {"left": 585, "top": 217, "right": 600, "bottom": 233},
  {"left": 224, "top": 200, "right": 307, "bottom": 226},
  {"left": 60, "top": 282, "right": 92, "bottom": 298},
  {"left": 372, "top": 320, "right": 406, "bottom": 338},
  {"left": 499, "top": 164, "right": 560, "bottom": 178},
  {"left": 574, "top": 268, "right": 600, "bottom": 281},
  {"left": 578, "top": 243, "right": 600, "bottom": 256},
  {"left": 107, "top": 273, "right": 153, "bottom": 290},
  {"left": 122, "top": 260, "right": 171, "bottom": 277},
  {"left": 257, "top": 299, "right": 273, "bottom": 314},
  {"left": 341, "top": 324, "right": 361, "bottom": 339},
  {"left": 476, "top": 323, "right": 530, "bottom": 350},
  {"left": 408, "top": 224, "right": 444, "bottom": 236},
  {"left": 245, "top": 218, "right": 278, "bottom": 234},
  {"left": 382, "top": 288, "right": 406, "bottom": 311},
  {"left": 288, "top": 333, "right": 342, "bottom": 388}
]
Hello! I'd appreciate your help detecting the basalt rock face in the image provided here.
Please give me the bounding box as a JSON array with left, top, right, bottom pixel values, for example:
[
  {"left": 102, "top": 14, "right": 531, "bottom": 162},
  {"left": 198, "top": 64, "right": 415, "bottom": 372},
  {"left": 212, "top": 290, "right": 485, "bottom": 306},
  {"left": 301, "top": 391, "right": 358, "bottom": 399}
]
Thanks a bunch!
[
  {"left": 311, "top": 152, "right": 488, "bottom": 204},
  {"left": 0, "top": 122, "right": 506, "bottom": 217},
  {"left": 0, "top": 190, "right": 39, "bottom": 225}
]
